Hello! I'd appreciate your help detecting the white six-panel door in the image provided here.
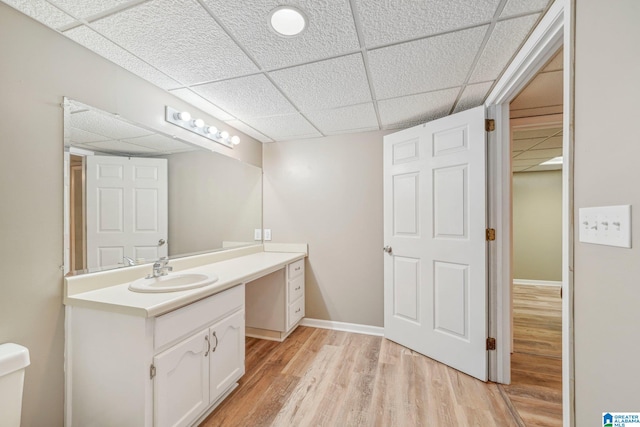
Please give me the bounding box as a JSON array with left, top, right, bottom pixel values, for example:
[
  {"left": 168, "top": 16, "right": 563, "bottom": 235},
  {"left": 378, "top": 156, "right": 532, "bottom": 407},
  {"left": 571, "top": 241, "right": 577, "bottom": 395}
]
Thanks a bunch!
[
  {"left": 86, "top": 155, "right": 168, "bottom": 269},
  {"left": 383, "top": 106, "right": 488, "bottom": 381}
]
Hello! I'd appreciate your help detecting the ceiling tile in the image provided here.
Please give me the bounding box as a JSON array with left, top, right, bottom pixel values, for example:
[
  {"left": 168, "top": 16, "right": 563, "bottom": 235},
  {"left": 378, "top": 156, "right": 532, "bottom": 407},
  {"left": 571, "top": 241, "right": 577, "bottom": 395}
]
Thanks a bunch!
[
  {"left": 368, "top": 25, "right": 487, "bottom": 99},
  {"left": 201, "top": 0, "right": 359, "bottom": 69},
  {"left": 71, "top": 110, "right": 152, "bottom": 140},
  {"left": 224, "top": 119, "right": 273, "bottom": 143},
  {"left": 49, "top": 0, "right": 134, "bottom": 19},
  {"left": 64, "top": 25, "right": 181, "bottom": 90},
  {"left": 69, "top": 127, "right": 110, "bottom": 144},
  {"left": 122, "top": 134, "right": 197, "bottom": 153},
  {"left": 306, "top": 103, "right": 378, "bottom": 134},
  {"left": 193, "top": 74, "right": 297, "bottom": 118},
  {"left": 269, "top": 54, "right": 372, "bottom": 111},
  {"left": 469, "top": 14, "right": 540, "bottom": 83},
  {"left": 513, "top": 158, "right": 546, "bottom": 167},
  {"left": 169, "top": 88, "right": 235, "bottom": 121},
  {"left": 512, "top": 137, "right": 546, "bottom": 151},
  {"left": 354, "top": 0, "right": 500, "bottom": 48},
  {"left": 378, "top": 88, "right": 459, "bottom": 129},
  {"left": 534, "top": 135, "right": 563, "bottom": 149},
  {"left": 83, "top": 139, "right": 159, "bottom": 155},
  {"left": 513, "top": 128, "right": 561, "bottom": 139},
  {"left": 525, "top": 164, "right": 562, "bottom": 172},
  {"left": 514, "top": 148, "right": 562, "bottom": 159},
  {"left": 501, "top": 0, "right": 551, "bottom": 18},
  {"left": 453, "top": 81, "right": 494, "bottom": 113},
  {"left": 90, "top": 0, "right": 258, "bottom": 85},
  {"left": 510, "top": 70, "right": 563, "bottom": 110},
  {"left": 242, "top": 114, "right": 321, "bottom": 141},
  {"left": 543, "top": 48, "right": 563, "bottom": 72},
  {"left": 2, "top": 0, "right": 76, "bottom": 28}
]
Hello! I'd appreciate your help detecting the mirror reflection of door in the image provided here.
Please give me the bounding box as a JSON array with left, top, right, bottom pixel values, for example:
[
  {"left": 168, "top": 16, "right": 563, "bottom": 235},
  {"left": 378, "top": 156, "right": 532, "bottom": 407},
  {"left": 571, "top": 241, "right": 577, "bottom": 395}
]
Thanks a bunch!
[{"left": 84, "top": 155, "right": 168, "bottom": 270}]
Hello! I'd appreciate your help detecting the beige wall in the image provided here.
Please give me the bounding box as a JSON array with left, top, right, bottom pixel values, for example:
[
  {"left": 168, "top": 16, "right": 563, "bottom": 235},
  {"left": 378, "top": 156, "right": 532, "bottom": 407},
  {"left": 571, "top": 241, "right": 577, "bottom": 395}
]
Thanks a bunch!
[
  {"left": 512, "top": 170, "right": 562, "bottom": 281},
  {"left": 574, "top": 0, "right": 640, "bottom": 423},
  {"left": 263, "top": 131, "right": 391, "bottom": 327},
  {"left": 0, "top": 5, "right": 261, "bottom": 426}
]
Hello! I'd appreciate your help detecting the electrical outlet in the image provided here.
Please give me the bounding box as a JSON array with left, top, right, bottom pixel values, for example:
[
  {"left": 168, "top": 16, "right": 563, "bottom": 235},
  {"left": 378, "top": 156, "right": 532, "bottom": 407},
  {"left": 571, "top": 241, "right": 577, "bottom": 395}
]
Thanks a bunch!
[
  {"left": 254, "top": 229, "right": 262, "bottom": 241},
  {"left": 264, "top": 229, "right": 272, "bottom": 241}
]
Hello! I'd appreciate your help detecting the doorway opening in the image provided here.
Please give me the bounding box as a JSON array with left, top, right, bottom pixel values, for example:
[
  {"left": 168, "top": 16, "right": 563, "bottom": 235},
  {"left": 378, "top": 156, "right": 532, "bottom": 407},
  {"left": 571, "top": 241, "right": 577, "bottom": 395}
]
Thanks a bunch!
[{"left": 498, "top": 47, "right": 564, "bottom": 426}]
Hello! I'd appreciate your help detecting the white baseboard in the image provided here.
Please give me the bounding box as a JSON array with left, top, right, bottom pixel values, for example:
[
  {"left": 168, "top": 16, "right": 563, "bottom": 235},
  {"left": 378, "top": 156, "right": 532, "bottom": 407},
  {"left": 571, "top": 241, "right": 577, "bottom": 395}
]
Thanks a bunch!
[
  {"left": 300, "top": 318, "right": 384, "bottom": 337},
  {"left": 513, "top": 279, "right": 562, "bottom": 287}
]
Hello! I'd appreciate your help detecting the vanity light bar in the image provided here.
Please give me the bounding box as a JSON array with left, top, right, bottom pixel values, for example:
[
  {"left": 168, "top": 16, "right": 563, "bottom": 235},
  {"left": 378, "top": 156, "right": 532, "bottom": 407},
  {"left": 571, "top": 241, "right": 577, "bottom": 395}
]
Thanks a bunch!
[{"left": 165, "top": 106, "right": 240, "bottom": 149}]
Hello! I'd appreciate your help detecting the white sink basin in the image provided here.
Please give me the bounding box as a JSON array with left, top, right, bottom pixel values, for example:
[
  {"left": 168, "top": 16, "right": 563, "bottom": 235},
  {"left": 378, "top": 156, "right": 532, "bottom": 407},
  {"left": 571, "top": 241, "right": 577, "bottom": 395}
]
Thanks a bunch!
[{"left": 128, "top": 273, "right": 218, "bottom": 293}]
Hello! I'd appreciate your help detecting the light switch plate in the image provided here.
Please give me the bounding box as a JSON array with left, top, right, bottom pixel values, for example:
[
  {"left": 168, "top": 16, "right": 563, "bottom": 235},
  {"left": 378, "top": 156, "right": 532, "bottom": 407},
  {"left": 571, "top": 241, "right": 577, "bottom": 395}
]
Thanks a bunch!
[
  {"left": 578, "top": 205, "right": 632, "bottom": 248},
  {"left": 264, "top": 229, "right": 272, "bottom": 241},
  {"left": 254, "top": 228, "right": 262, "bottom": 241}
]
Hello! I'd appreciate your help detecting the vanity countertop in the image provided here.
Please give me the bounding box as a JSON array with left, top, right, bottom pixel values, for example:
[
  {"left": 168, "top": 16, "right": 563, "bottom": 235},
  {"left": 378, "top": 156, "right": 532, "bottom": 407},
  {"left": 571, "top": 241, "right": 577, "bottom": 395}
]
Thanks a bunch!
[{"left": 64, "top": 250, "right": 306, "bottom": 318}]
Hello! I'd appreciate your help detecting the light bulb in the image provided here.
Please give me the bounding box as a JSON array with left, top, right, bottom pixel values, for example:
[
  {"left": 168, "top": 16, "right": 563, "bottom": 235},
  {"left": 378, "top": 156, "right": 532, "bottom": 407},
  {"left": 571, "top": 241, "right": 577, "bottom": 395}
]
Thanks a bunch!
[
  {"left": 231, "top": 135, "right": 240, "bottom": 145},
  {"left": 191, "top": 118, "right": 204, "bottom": 128},
  {"left": 220, "top": 131, "right": 230, "bottom": 140},
  {"left": 205, "top": 125, "right": 218, "bottom": 135},
  {"left": 174, "top": 111, "right": 191, "bottom": 121}
]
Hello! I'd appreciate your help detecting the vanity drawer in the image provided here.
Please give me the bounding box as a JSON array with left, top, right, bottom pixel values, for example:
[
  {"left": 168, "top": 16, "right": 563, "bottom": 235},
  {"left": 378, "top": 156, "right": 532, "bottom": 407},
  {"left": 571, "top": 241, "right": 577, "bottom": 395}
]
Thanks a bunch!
[
  {"left": 288, "top": 297, "right": 304, "bottom": 330},
  {"left": 288, "top": 275, "right": 304, "bottom": 304},
  {"left": 288, "top": 259, "right": 304, "bottom": 279},
  {"left": 154, "top": 284, "right": 244, "bottom": 351}
]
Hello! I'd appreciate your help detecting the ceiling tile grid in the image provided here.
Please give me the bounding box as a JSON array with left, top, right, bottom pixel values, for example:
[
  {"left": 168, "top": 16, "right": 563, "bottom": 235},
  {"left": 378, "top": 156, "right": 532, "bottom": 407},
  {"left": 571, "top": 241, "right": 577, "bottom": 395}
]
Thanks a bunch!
[
  {"left": 193, "top": 74, "right": 298, "bottom": 119},
  {"left": 367, "top": 25, "right": 488, "bottom": 100},
  {"left": 305, "top": 103, "right": 378, "bottom": 135},
  {"left": 378, "top": 88, "right": 460, "bottom": 129},
  {"left": 201, "top": 0, "right": 360, "bottom": 69},
  {"left": 1, "top": 0, "right": 556, "bottom": 142},
  {"left": 269, "top": 54, "right": 372, "bottom": 111},
  {"left": 89, "top": 0, "right": 259, "bottom": 85},
  {"left": 354, "top": 0, "right": 500, "bottom": 48},
  {"left": 64, "top": 25, "right": 182, "bottom": 90}
]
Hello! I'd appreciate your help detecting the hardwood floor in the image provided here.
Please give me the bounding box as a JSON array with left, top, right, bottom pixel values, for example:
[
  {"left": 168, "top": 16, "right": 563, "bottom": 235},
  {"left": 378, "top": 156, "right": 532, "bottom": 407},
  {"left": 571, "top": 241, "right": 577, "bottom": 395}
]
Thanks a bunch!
[
  {"left": 202, "top": 327, "right": 518, "bottom": 427},
  {"left": 201, "top": 284, "right": 562, "bottom": 427},
  {"left": 500, "top": 284, "right": 563, "bottom": 427}
]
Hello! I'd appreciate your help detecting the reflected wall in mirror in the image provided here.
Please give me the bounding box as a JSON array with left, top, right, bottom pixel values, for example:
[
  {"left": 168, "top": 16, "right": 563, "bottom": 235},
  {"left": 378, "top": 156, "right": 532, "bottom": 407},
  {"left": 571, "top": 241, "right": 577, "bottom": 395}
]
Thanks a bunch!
[{"left": 63, "top": 98, "right": 262, "bottom": 275}]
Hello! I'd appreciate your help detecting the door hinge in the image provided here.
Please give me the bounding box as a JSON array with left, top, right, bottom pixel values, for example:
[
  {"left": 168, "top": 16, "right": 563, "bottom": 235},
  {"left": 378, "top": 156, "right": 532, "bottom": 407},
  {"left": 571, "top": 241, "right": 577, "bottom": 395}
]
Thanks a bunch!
[
  {"left": 486, "top": 228, "right": 496, "bottom": 241},
  {"left": 485, "top": 119, "right": 495, "bottom": 132},
  {"left": 486, "top": 337, "right": 496, "bottom": 351},
  {"left": 150, "top": 364, "right": 156, "bottom": 379}
]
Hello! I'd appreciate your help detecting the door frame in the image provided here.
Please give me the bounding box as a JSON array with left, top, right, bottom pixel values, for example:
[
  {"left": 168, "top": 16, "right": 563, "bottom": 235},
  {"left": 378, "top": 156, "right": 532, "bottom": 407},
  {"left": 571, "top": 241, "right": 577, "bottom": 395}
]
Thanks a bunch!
[{"left": 484, "top": 0, "right": 574, "bottom": 426}]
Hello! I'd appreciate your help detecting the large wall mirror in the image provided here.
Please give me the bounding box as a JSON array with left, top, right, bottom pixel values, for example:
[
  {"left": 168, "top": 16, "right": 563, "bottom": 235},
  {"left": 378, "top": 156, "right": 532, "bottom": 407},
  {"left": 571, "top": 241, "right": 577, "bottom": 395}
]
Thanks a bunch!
[{"left": 63, "top": 98, "right": 262, "bottom": 275}]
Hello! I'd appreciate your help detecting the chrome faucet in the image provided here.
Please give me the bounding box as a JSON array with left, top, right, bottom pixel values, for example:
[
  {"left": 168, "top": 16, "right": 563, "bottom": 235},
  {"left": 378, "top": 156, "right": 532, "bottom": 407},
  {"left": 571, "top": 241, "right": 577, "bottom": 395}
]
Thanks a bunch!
[
  {"left": 147, "top": 257, "right": 172, "bottom": 278},
  {"left": 123, "top": 256, "right": 136, "bottom": 266}
]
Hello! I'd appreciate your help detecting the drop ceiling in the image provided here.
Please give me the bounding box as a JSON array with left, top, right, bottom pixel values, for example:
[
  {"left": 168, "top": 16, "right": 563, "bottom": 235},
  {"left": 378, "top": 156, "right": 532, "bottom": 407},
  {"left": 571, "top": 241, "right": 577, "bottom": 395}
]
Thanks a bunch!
[{"left": 3, "top": 0, "right": 554, "bottom": 142}]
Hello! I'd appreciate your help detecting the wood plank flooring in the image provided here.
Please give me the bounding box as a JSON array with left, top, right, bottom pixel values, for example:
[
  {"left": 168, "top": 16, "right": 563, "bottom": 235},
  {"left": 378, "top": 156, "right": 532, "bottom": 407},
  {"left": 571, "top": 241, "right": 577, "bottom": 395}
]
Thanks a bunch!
[
  {"left": 201, "top": 327, "right": 518, "bottom": 427},
  {"left": 200, "top": 284, "right": 562, "bottom": 427},
  {"left": 500, "top": 284, "right": 563, "bottom": 427}
]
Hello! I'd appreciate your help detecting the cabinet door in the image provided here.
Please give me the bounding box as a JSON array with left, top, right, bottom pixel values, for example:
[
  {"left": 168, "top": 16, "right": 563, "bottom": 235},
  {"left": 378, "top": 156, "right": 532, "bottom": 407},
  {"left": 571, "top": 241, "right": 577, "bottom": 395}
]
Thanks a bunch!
[
  {"left": 154, "top": 330, "right": 209, "bottom": 427},
  {"left": 209, "top": 310, "right": 245, "bottom": 404}
]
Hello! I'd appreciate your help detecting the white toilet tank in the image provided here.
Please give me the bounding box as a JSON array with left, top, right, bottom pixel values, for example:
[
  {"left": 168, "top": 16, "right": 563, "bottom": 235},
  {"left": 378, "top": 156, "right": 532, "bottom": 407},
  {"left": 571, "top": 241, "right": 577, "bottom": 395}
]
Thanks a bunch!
[{"left": 0, "top": 343, "right": 30, "bottom": 427}]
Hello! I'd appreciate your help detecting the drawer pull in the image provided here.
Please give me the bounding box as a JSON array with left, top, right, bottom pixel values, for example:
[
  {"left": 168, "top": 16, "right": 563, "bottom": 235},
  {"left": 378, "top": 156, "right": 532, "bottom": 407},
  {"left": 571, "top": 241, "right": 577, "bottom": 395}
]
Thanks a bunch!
[
  {"left": 295, "top": 267, "right": 301, "bottom": 271},
  {"left": 295, "top": 308, "right": 301, "bottom": 314},
  {"left": 211, "top": 331, "right": 218, "bottom": 353},
  {"left": 204, "top": 335, "right": 210, "bottom": 357},
  {"left": 295, "top": 286, "right": 301, "bottom": 291}
]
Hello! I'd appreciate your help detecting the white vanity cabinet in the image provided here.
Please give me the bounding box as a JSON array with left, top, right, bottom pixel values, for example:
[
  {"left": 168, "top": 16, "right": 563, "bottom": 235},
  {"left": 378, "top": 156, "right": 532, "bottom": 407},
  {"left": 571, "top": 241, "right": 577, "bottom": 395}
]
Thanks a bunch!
[
  {"left": 65, "top": 284, "right": 245, "bottom": 427},
  {"left": 245, "top": 259, "right": 305, "bottom": 341}
]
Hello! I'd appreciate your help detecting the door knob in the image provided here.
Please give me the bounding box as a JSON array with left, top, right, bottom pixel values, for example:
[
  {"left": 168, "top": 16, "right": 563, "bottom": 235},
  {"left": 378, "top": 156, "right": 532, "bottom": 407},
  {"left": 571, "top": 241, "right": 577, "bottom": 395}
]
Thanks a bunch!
[{"left": 383, "top": 246, "right": 392, "bottom": 254}]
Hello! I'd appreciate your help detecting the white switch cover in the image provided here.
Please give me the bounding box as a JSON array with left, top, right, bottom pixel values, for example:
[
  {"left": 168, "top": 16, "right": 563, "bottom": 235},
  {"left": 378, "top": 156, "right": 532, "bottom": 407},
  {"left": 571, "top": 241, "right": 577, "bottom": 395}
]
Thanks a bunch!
[
  {"left": 578, "top": 205, "right": 632, "bottom": 248},
  {"left": 264, "top": 229, "right": 272, "bottom": 241},
  {"left": 254, "top": 228, "right": 262, "bottom": 241}
]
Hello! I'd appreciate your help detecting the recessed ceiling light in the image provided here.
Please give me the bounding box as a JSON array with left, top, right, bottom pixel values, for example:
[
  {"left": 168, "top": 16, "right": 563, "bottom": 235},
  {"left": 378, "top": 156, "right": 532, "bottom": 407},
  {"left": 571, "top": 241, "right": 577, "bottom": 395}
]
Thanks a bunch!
[
  {"left": 540, "top": 156, "right": 563, "bottom": 165},
  {"left": 269, "top": 6, "right": 307, "bottom": 37}
]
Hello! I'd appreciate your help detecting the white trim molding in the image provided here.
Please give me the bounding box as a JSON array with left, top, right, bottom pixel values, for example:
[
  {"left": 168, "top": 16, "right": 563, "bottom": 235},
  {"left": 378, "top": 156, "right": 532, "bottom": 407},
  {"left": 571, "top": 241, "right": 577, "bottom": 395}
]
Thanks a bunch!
[
  {"left": 513, "top": 279, "right": 562, "bottom": 287},
  {"left": 300, "top": 318, "right": 384, "bottom": 337}
]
